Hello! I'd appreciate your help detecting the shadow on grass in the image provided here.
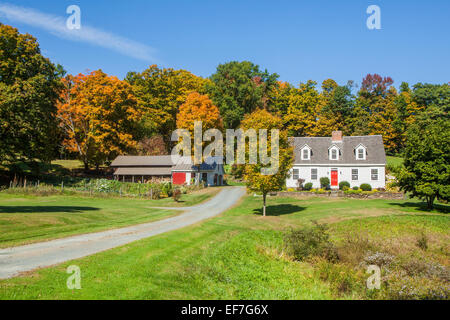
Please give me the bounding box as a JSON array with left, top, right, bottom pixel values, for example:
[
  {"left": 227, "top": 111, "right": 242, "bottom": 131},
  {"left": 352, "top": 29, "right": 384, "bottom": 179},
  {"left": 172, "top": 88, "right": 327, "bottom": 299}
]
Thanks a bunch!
[
  {"left": 0, "top": 206, "right": 100, "bottom": 214},
  {"left": 389, "top": 202, "right": 449, "bottom": 214},
  {"left": 253, "top": 204, "right": 305, "bottom": 216}
]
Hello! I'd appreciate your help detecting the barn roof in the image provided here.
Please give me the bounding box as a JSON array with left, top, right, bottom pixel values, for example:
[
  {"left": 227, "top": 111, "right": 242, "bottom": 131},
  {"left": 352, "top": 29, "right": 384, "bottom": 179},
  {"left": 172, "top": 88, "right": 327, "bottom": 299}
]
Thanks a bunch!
[{"left": 110, "top": 155, "right": 180, "bottom": 167}]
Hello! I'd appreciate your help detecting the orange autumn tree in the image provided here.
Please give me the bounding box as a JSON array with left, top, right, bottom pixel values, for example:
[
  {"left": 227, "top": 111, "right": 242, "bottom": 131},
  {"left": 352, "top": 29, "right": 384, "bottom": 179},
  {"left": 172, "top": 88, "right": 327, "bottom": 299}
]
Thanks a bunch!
[
  {"left": 176, "top": 92, "right": 223, "bottom": 161},
  {"left": 57, "top": 70, "right": 140, "bottom": 170},
  {"left": 176, "top": 92, "right": 223, "bottom": 133}
]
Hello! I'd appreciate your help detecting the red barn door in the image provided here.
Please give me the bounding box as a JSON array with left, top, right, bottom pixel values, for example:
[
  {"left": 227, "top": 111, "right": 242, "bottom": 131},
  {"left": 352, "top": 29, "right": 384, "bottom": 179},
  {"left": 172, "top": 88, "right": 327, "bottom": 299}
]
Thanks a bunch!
[{"left": 172, "top": 172, "right": 186, "bottom": 185}]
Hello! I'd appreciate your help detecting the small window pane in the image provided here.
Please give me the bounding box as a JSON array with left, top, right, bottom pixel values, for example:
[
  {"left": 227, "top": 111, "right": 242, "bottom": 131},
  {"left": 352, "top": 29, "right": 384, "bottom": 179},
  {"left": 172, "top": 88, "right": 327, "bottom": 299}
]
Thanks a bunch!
[
  {"left": 293, "top": 169, "right": 299, "bottom": 180},
  {"left": 358, "top": 149, "right": 364, "bottom": 159},
  {"left": 331, "top": 149, "right": 337, "bottom": 160},
  {"left": 311, "top": 168, "right": 318, "bottom": 180},
  {"left": 352, "top": 169, "right": 358, "bottom": 181},
  {"left": 303, "top": 149, "right": 309, "bottom": 159},
  {"left": 371, "top": 169, "right": 378, "bottom": 181}
]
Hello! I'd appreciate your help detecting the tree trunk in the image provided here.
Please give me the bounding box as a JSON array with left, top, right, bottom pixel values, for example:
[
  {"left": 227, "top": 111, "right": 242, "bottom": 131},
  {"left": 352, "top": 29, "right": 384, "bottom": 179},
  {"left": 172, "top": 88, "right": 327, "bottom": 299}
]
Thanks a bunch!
[
  {"left": 84, "top": 161, "right": 89, "bottom": 173},
  {"left": 263, "top": 193, "right": 267, "bottom": 217},
  {"left": 427, "top": 196, "right": 435, "bottom": 210}
]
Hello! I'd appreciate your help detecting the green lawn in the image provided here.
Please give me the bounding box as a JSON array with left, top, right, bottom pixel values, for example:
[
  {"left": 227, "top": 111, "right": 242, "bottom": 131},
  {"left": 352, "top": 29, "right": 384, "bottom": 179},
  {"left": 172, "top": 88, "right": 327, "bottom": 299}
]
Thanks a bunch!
[
  {"left": 0, "top": 188, "right": 218, "bottom": 248},
  {"left": 51, "top": 160, "right": 84, "bottom": 170},
  {"left": 0, "top": 194, "right": 448, "bottom": 300},
  {"left": 386, "top": 156, "right": 404, "bottom": 168}
]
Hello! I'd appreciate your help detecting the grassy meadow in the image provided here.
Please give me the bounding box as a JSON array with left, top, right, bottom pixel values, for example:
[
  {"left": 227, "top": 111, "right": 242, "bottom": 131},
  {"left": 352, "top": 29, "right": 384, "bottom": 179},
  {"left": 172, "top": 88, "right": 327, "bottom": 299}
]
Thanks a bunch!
[
  {"left": 0, "top": 193, "right": 448, "bottom": 300},
  {"left": 0, "top": 188, "right": 218, "bottom": 248}
]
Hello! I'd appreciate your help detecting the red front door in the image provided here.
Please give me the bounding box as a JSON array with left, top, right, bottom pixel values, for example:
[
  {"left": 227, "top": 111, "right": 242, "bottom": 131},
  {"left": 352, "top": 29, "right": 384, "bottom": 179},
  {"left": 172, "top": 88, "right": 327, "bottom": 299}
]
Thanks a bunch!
[
  {"left": 172, "top": 172, "right": 186, "bottom": 185},
  {"left": 331, "top": 170, "right": 338, "bottom": 187}
]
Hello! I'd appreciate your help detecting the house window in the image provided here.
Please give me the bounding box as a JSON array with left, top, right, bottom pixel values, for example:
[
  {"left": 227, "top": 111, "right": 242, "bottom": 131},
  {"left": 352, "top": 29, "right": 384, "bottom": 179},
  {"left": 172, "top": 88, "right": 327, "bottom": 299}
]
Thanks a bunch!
[
  {"left": 311, "top": 168, "right": 318, "bottom": 180},
  {"left": 371, "top": 169, "right": 378, "bottom": 181},
  {"left": 356, "top": 145, "right": 366, "bottom": 160},
  {"left": 352, "top": 169, "right": 358, "bottom": 181},
  {"left": 331, "top": 148, "right": 338, "bottom": 160},
  {"left": 293, "top": 169, "right": 299, "bottom": 180},
  {"left": 301, "top": 147, "right": 311, "bottom": 160},
  {"left": 302, "top": 149, "right": 309, "bottom": 160},
  {"left": 357, "top": 148, "right": 364, "bottom": 160}
]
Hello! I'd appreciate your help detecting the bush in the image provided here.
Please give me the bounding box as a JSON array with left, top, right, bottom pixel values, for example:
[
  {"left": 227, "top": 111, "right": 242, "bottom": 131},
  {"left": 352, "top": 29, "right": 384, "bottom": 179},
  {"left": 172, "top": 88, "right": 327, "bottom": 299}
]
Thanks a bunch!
[
  {"left": 339, "top": 181, "right": 350, "bottom": 190},
  {"left": 352, "top": 186, "right": 359, "bottom": 190},
  {"left": 304, "top": 182, "right": 313, "bottom": 191},
  {"left": 173, "top": 189, "right": 182, "bottom": 202},
  {"left": 416, "top": 232, "right": 429, "bottom": 251},
  {"left": 296, "top": 178, "right": 305, "bottom": 191},
  {"left": 360, "top": 183, "right": 372, "bottom": 191},
  {"left": 284, "top": 223, "right": 338, "bottom": 262},
  {"left": 320, "top": 177, "right": 330, "bottom": 189},
  {"left": 161, "top": 182, "right": 173, "bottom": 197}
]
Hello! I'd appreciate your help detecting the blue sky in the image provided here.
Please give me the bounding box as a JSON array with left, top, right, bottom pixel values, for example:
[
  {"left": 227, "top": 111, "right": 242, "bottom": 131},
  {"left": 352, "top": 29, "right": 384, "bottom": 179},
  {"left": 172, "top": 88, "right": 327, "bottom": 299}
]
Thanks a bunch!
[{"left": 1, "top": 0, "right": 449, "bottom": 88}]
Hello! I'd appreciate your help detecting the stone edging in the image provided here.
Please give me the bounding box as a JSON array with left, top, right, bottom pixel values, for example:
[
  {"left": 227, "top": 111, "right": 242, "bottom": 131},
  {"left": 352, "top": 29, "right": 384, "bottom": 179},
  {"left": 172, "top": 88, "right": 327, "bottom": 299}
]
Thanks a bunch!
[{"left": 276, "top": 191, "right": 405, "bottom": 200}]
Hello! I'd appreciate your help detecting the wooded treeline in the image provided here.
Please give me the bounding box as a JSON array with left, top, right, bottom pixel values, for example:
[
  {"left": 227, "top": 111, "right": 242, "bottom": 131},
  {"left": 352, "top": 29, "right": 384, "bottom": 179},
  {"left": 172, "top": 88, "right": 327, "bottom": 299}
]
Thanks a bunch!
[{"left": 1, "top": 23, "right": 449, "bottom": 170}]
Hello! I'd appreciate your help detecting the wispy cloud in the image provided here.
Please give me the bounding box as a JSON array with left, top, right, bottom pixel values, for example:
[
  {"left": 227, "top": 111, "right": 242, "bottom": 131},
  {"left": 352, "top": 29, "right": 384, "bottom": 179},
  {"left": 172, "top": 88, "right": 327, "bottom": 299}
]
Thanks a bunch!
[{"left": 0, "top": 2, "right": 158, "bottom": 62}]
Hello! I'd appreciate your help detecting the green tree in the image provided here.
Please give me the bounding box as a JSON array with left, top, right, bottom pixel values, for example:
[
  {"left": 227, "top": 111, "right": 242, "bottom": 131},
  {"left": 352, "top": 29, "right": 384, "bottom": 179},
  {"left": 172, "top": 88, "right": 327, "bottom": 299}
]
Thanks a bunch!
[
  {"left": 283, "top": 80, "right": 320, "bottom": 137},
  {"left": 397, "top": 118, "right": 450, "bottom": 209},
  {"left": 392, "top": 82, "right": 423, "bottom": 153},
  {"left": 126, "top": 65, "right": 208, "bottom": 145},
  {"left": 0, "top": 24, "right": 61, "bottom": 165},
  {"left": 242, "top": 109, "right": 293, "bottom": 216},
  {"left": 412, "top": 83, "right": 450, "bottom": 114},
  {"left": 207, "top": 61, "right": 279, "bottom": 129},
  {"left": 314, "top": 79, "right": 355, "bottom": 136}
]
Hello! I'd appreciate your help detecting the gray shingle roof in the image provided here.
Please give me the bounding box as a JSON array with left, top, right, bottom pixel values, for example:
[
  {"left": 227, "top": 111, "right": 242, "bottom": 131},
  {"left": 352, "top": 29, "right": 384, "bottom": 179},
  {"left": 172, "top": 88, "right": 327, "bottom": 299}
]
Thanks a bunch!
[
  {"left": 110, "top": 155, "right": 180, "bottom": 167},
  {"left": 114, "top": 167, "right": 172, "bottom": 176},
  {"left": 290, "top": 135, "right": 386, "bottom": 165},
  {"left": 111, "top": 155, "right": 221, "bottom": 174}
]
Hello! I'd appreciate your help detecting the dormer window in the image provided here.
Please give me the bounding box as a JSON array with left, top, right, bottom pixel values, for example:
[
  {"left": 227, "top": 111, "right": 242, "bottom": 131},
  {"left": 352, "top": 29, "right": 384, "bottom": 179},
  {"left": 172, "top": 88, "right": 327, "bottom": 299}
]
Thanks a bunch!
[
  {"left": 355, "top": 144, "right": 367, "bottom": 160},
  {"left": 301, "top": 145, "right": 311, "bottom": 160},
  {"left": 329, "top": 145, "right": 340, "bottom": 160},
  {"left": 331, "top": 149, "right": 338, "bottom": 160}
]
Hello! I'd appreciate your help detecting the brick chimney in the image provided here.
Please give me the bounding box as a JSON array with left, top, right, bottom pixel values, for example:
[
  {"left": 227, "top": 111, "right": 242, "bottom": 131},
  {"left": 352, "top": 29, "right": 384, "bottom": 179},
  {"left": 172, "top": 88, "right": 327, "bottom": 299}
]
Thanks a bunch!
[{"left": 332, "top": 131, "right": 343, "bottom": 142}]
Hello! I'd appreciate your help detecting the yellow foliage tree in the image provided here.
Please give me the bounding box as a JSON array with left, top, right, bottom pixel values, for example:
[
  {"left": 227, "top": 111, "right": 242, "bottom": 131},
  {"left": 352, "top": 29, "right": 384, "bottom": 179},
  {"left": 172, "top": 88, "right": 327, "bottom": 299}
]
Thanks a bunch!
[{"left": 242, "top": 109, "right": 293, "bottom": 216}]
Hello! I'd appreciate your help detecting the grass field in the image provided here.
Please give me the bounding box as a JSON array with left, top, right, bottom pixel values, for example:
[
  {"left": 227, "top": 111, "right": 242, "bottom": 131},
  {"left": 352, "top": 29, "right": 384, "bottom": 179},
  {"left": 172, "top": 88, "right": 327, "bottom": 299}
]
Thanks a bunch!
[
  {"left": 0, "top": 193, "right": 447, "bottom": 300},
  {"left": 0, "top": 188, "right": 218, "bottom": 248},
  {"left": 386, "top": 156, "right": 404, "bottom": 169}
]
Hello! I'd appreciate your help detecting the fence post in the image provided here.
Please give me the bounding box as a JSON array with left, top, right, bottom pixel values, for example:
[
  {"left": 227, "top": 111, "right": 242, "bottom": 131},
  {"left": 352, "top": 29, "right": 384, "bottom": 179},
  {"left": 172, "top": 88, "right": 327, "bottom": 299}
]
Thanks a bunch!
[
  {"left": 150, "top": 188, "right": 153, "bottom": 199},
  {"left": 9, "top": 181, "right": 12, "bottom": 189},
  {"left": 24, "top": 177, "right": 27, "bottom": 188},
  {"left": 61, "top": 181, "right": 64, "bottom": 192}
]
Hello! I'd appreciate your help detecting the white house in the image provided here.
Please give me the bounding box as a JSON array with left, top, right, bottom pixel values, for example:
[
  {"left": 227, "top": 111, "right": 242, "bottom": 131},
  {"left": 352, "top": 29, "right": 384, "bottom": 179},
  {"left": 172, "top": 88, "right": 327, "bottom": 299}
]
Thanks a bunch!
[{"left": 286, "top": 131, "right": 386, "bottom": 189}]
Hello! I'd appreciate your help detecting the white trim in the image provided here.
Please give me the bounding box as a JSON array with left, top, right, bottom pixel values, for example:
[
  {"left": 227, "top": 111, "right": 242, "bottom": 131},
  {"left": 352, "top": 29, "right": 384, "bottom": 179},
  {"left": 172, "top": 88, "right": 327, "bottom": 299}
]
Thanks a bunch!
[
  {"left": 300, "top": 144, "right": 312, "bottom": 160},
  {"left": 355, "top": 144, "right": 367, "bottom": 160},
  {"left": 329, "top": 145, "right": 340, "bottom": 160}
]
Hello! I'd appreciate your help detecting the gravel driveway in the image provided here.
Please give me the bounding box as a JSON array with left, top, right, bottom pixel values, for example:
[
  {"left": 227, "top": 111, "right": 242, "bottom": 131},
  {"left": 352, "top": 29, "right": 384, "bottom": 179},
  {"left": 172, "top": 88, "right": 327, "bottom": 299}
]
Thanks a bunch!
[{"left": 0, "top": 186, "right": 246, "bottom": 279}]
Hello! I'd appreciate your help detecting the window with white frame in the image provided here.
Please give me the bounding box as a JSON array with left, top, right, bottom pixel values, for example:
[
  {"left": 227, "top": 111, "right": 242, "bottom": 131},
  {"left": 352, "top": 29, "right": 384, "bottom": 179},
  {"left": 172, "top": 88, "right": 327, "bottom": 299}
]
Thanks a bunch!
[
  {"left": 352, "top": 169, "right": 359, "bottom": 181},
  {"left": 356, "top": 145, "right": 366, "bottom": 160},
  {"left": 293, "top": 169, "right": 299, "bottom": 180},
  {"left": 301, "top": 146, "right": 311, "bottom": 160},
  {"left": 371, "top": 169, "right": 378, "bottom": 181},
  {"left": 330, "top": 147, "right": 339, "bottom": 160},
  {"left": 311, "top": 168, "right": 318, "bottom": 180}
]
